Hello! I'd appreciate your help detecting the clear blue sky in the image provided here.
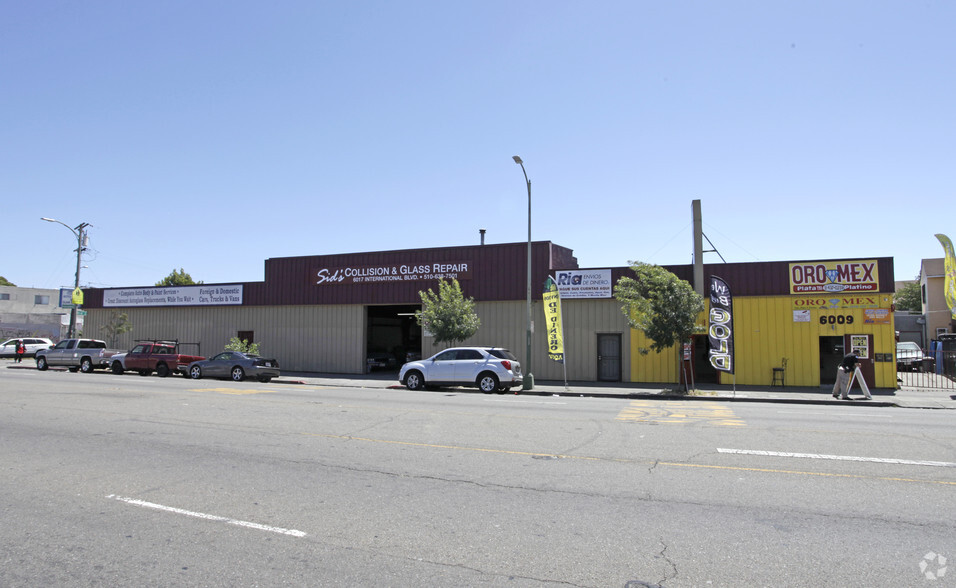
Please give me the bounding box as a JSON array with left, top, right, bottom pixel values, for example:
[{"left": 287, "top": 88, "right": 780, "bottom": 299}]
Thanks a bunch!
[{"left": 2, "top": 1, "right": 951, "bottom": 291}]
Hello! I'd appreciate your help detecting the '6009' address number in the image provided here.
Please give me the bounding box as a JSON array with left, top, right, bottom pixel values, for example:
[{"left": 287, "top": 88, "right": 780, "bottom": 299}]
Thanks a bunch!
[{"left": 819, "top": 315, "right": 854, "bottom": 325}]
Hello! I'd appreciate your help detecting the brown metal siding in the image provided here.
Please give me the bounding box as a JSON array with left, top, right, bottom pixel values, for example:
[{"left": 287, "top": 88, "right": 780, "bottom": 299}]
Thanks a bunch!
[
  {"left": 83, "top": 241, "right": 578, "bottom": 308},
  {"left": 82, "top": 247, "right": 894, "bottom": 310},
  {"left": 608, "top": 258, "right": 894, "bottom": 297},
  {"left": 84, "top": 304, "right": 366, "bottom": 373},
  {"left": 260, "top": 241, "right": 569, "bottom": 305}
]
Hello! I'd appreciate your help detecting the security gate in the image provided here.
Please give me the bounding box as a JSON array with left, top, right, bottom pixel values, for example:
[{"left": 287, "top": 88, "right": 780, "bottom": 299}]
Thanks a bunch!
[{"left": 597, "top": 334, "right": 621, "bottom": 382}]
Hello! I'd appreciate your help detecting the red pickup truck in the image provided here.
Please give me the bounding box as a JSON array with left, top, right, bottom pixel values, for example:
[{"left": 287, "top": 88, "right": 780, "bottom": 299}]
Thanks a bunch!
[{"left": 115, "top": 340, "right": 205, "bottom": 377}]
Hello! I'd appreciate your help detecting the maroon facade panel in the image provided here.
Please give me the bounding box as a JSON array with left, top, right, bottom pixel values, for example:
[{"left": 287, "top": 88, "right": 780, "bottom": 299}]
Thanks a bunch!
[
  {"left": 602, "top": 257, "right": 894, "bottom": 298},
  {"left": 83, "top": 242, "right": 580, "bottom": 309},
  {"left": 81, "top": 247, "right": 893, "bottom": 309}
]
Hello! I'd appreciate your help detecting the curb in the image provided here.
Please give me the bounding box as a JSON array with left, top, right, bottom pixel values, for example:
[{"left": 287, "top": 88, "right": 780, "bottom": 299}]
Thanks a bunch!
[{"left": 8, "top": 365, "right": 951, "bottom": 409}]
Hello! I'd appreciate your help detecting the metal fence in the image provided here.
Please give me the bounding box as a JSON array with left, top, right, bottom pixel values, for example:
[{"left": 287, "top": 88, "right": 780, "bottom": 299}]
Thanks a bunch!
[{"left": 896, "top": 349, "right": 956, "bottom": 390}]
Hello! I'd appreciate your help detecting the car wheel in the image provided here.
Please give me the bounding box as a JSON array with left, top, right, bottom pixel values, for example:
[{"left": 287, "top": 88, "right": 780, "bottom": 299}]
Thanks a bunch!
[
  {"left": 257, "top": 375, "right": 272, "bottom": 383},
  {"left": 189, "top": 365, "right": 202, "bottom": 380},
  {"left": 231, "top": 366, "right": 245, "bottom": 382},
  {"left": 111, "top": 362, "right": 124, "bottom": 375},
  {"left": 478, "top": 372, "right": 500, "bottom": 393},
  {"left": 156, "top": 363, "right": 170, "bottom": 378},
  {"left": 80, "top": 357, "right": 94, "bottom": 373},
  {"left": 36, "top": 357, "right": 48, "bottom": 371},
  {"left": 405, "top": 370, "right": 424, "bottom": 391}
]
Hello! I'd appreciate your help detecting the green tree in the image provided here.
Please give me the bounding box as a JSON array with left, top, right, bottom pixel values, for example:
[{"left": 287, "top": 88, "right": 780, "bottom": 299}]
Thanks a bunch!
[
  {"left": 155, "top": 268, "right": 202, "bottom": 287},
  {"left": 0, "top": 276, "right": 15, "bottom": 286},
  {"left": 416, "top": 278, "right": 480, "bottom": 345},
  {"left": 100, "top": 311, "right": 133, "bottom": 347},
  {"left": 225, "top": 336, "right": 260, "bottom": 355},
  {"left": 614, "top": 261, "right": 705, "bottom": 354},
  {"left": 894, "top": 279, "right": 921, "bottom": 312}
]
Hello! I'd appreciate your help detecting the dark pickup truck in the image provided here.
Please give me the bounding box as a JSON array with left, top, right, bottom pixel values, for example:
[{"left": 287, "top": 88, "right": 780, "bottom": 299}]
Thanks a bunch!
[{"left": 112, "top": 340, "right": 204, "bottom": 377}]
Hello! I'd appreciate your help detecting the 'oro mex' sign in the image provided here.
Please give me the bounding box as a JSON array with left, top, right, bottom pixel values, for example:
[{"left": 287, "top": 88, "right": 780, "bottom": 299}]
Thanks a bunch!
[{"left": 788, "top": 260, "right": 879, "bottom": 294}]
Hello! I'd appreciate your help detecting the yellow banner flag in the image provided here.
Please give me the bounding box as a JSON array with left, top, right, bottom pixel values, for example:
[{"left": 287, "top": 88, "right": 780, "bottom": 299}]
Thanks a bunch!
[
  {"left": 936, "top": 234, "right": 956, "bottom": 319},
  {"left": 543, "top": 277, "right": 565, "bottom": 363}
]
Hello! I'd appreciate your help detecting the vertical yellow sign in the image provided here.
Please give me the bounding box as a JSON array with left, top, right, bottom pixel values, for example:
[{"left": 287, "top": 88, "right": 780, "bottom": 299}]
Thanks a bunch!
[
  {"left": 543, "top": 277, "right": 564, "bottom": 363},
  {"left": 936, "top": 234, "right": 956, "bottom": 319}
]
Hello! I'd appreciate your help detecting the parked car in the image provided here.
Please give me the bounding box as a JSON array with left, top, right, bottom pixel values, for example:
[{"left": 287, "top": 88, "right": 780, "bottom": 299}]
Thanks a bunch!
[
  {"left": 109, "top": 352, "right": 127, "bottom": 374},
  {"left": 186, "top": 351, "right": 280, "bottom": 383},
  {"left": 35, "top": 338, "right": 123, "bottom": 372},
  {"left": 0, "top": 337, "right": 53, "bottom": 358},
  {"left": 115, "top": 340, "right": 204, "bottom": 377},
  {"left": 398, "top": 346, "right": 522, "bottom": 393},
  {"left": 896, "top": 341, "right": 930, "bottom": 371},
  {"left": 366, "top": 351, "right": 398, "bottom": 371}
]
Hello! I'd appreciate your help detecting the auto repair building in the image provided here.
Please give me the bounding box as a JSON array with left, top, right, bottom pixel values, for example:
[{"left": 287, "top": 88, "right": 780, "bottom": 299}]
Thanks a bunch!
[{"left": 79, "top": 241, "right": 898, "bottom": 389}]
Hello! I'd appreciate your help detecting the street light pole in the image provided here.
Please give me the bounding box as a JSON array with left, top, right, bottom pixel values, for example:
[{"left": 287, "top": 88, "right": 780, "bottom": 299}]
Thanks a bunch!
[
  {"left": 41, "top": 217, "right": 90, "bottom": 338},
  {"left": 512, "top": 156, "right": 534, "bottom": 391}
]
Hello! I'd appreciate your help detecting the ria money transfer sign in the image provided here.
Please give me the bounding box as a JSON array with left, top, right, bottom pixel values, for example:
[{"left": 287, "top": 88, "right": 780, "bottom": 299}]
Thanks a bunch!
[{"left": 553, "top": 269, "right": 612, "bottom": 299}]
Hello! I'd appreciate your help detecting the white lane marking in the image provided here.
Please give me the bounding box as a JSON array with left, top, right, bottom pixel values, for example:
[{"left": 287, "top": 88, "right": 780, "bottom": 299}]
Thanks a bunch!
[
  {"left": 107, "top": 495, "right": 306, "bottom": 537},
  {"left": 484, "top": 398, "right": 568, "bottom": 404},
  {"left": 717, "top": 448, "right": 956, "bottom": 468}
]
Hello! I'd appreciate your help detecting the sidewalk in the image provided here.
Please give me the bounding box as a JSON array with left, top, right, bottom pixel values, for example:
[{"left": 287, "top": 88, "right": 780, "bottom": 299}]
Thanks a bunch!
[
  {"left": 7, "top": 362, "right": 954, "bottom": 409},
  {"left": 278, "top": 370, "right": 956, "bottom": 410}
]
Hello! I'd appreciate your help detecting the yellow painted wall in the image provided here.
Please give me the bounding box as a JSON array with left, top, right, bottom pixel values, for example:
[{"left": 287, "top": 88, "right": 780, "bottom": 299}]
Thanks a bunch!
[
  {"left": 627, "top": 293, "right": 897, "bottom": 389},
  {"left": 719, "top": 294, "right": 896, "bottom": 388},
  {"left": 627, "top": 327, "right": 683, "bottom": 384}
]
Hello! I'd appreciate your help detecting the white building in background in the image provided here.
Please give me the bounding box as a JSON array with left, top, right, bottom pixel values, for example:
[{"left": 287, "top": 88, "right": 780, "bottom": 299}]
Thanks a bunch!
[
  {"left": 0, "top": 286, "right": 74, "bottom": 340},
  {"left": 920, "top": 258, "right": 953, "bottom": 342}
]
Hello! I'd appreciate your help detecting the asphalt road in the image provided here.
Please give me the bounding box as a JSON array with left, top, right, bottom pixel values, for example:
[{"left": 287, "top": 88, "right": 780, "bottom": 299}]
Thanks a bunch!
[{"left": 2, "top": 367, "right": 954, "bottom": 587}]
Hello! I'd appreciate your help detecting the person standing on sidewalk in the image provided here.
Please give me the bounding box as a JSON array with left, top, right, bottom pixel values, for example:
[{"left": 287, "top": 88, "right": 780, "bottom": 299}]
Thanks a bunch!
[
  {"left": 832, "top": 353, "right": 858, "bottom": 399},
  {"left": 14, "top": 339, "right": 26, "bottom": 363},
  {"left": 832, "top": 352, "right": 871, "bottom": 400}
]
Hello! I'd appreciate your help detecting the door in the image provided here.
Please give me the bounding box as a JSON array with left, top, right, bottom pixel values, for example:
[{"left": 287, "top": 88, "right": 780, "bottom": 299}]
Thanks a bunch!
[
  {"left": 453, "top": 348, "right": 485, "bottom": 383},
  {"left": 48, "top": 339, "right": 76, "bottom": 365},
  {"left": 125, "top": 344, "right": 150, "bottom": 371},
  {"left": 597, "top": 334, "right": 622, "bottom": 382},
  {"left": 428, "top": 349, "right": 459, "bottom": 383},
  {"left": 204, "top": 352, "right": 235, "bottom": 378},
  {"left": 819, "top": 336, "right": 844, "bottom": 385},
  {"left": 845, "top": 334, "right": 875, "bottom": 390},
  {"left": 691, "top": 335, "right": 719, "bottom": 384}
]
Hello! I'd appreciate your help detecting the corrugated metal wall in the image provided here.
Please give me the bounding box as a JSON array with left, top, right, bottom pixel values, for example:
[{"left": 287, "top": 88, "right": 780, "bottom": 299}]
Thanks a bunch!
[
  {"left": 628, "top": 329, "right": 682, "bottom": 384},
  {"left": 82, "top": 255, "right": 897, "bottom": 387},
  {"left": 420, "top": 299, "right": 628, "bottom": 383},
  {"left": 626, "top": 293, "right": 898, "bottom": 388},
  {"left": 722, "top": 294, "right": 897, "bottom": 388},
  {"left": 85, "top": 305, "right": 366, "bottom": 373},
  {"left": 87, "top": 297, "right": 632, "bottom": 379}
]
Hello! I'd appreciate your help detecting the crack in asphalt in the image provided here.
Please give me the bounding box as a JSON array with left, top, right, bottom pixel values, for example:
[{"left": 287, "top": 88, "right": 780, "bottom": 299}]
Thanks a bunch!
[
  {"left": 657, "top": 539, "right": 677, "bottom": 586},
  {"left": 559, "top": 421, "right": 606, "bottom": 456},
  {"left": 300, "top": 529, "right": 592, "bottom": 587}
]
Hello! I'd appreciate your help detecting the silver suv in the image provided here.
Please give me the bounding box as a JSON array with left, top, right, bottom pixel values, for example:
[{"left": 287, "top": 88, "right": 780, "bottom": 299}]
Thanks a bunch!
[{"left": 399, "top": 347, "right": 522, "bottom": 393}]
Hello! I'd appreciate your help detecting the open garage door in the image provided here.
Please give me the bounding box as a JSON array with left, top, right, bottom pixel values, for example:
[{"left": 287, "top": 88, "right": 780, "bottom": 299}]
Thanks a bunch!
[{"left": 366, "top": 305, "right": 421, "bottom": 372}]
